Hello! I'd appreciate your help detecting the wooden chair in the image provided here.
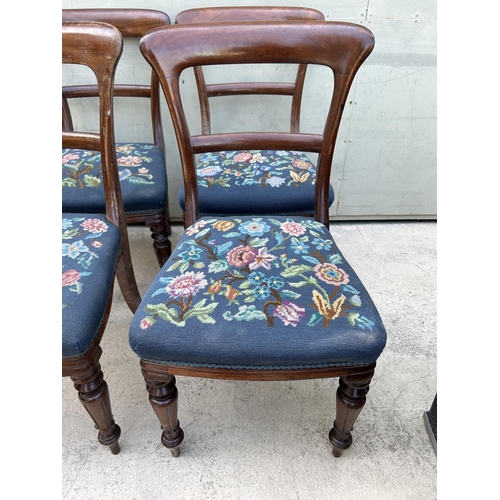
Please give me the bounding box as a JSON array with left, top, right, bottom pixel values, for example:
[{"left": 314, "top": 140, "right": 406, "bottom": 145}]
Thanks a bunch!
[
  {"left": 62, "top": 21, "right": 141, "bottom": 453},
  {"left": 129, "top": 21, "right": 386, "bottom": 458},
  {"left": 62, "top": 8, "right": 172, "bottom": 266},
  {"left": 174, "top": 7, "right": 335, "bottom": 218}
]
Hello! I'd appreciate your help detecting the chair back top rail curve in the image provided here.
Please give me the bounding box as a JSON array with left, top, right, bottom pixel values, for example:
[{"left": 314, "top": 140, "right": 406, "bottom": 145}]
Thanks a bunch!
[
  {"left": 175, "top": 7, "right": 324, "bottom": 135},
  {"left": 62, "top": 21, "right": 124, "bottom": 228},
  {"left": 139, "top": 21, "right": 375, "bottom": 227},
  {"left": 62, "top": 9, "right": 170, "bottom": 149}
]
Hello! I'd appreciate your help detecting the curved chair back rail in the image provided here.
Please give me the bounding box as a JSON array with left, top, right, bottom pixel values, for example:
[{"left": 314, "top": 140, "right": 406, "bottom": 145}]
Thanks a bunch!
[
  {"left": 175, "top": 6, "right": 324, "bottom": 135},
  {"left": 62, "top": 9, "right": 172, "bottom": 266},
  {"left": 140, "top": 21, "right": 375, "bottom": 227}
]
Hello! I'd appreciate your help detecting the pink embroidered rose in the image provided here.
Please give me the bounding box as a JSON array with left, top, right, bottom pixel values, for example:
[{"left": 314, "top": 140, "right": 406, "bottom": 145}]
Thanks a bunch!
[
  {"left": 91, "top": 240, "right": 103, "bottom": 248},
  {"left": 138, "top": 167, "right": 149, "bottom": 174},
  {"left": 234, "top": 152, "right": 253, "bottom": 162},
  {"left": 280, "top": 221, "right": 306, "bottom": 236},
  {"left": 291, "top": 159, "right": 312, "bottom": 170},
  {"left": 62, "top": 153, "right": 80, "bottom": 164},
  {"left": 227, "top": 245, "right": 256, "bottom": 267},
  {"left": 314, "top": 262, "right": 350, "bottom": 286},
  {"left": 81, "top": 218, "right": 108, "bottom": 233},
  {"left": 164, "top": 271, "right": 208, "bottom": 298},
  {"left": 62, "top": 269, "right": 81, "bottom": 287},
  {"left": 140, "top": 317, "right": 154, "bottom": 330},
  {"left": 117, "top": 155, "right": 142, "bottom": 166},
  {"left": 273, "top": 301, "right": 306, "bottom": 327}
]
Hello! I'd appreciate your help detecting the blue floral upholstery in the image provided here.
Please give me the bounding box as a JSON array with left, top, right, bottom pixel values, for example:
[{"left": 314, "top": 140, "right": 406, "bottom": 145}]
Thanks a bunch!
[
  {"left": 62, "top": 214, "right": 121, "bottom": 358},
  {"left": 62, "top": 143, "right": 168, "bottom": 214},
  {"left": 178, "top": 150, "right": 335, "bottom": 216},
  {"left": 129, "top": 216, "right": 386, "bottom": 369}
]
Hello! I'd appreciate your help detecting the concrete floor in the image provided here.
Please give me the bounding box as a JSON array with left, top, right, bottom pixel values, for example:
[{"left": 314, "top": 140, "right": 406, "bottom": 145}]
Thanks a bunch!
[{"left": 62, "top": 221, "right": 437, "bottom": 500}]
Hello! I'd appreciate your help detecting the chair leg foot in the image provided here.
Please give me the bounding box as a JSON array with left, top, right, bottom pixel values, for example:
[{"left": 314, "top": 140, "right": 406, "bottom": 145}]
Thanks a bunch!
[
  {"left": 71, "top": 364, "right": 121, "bottom": 454},
  {"left": 329, "top": 368, "right": 375, "bottom": 457},
  {"left": 142, "top": 365, "right": 184, "bottom": 456}
]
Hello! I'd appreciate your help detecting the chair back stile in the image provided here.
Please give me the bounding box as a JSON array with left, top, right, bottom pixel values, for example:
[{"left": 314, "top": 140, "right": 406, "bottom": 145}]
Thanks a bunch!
[{"left": 62, "top": 9, "right": 173, "bottom": 267}]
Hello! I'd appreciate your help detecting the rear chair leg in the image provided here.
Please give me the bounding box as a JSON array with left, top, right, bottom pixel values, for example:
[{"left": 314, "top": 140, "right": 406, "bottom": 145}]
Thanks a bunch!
[{"left": 329, "top": 368, "right": 375, "bottom": 457}]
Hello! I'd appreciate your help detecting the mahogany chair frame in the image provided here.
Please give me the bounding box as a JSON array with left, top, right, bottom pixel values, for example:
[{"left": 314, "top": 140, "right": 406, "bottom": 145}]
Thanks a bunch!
[
  {"left": 62, "top": 9, "right": 172, "bottom": 266},
  {"left": 62, "top": 21, "right": 141, "bottom": 453},
  {"left": 137, "top": 21, "right": 377, "bottom": 457}
]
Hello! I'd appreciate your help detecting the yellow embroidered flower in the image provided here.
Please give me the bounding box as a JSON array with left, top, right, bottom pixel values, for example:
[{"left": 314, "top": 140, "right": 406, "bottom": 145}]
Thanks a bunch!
[
  {"left": 312, "top": 290, "right": 346, "bottom": 321},
  {"left": 212, "top": 220, "right": 235, "bottom": 232}
]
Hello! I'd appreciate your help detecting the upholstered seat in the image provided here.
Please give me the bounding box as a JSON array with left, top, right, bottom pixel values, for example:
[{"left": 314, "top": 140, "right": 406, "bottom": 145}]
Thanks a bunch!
[
  {"left": 62, "top": 143, "right": 167, "bottom": 214},
  {"left": 178, "top": 151, "right": 334, "bottom": 216},
  {"left": 130, "top": 215, "right": 385, "bottom": 368},
  {"left": 62, "top": 214, "right": 121, "bottom": 358},
  {"left": 175, "top": 7, "right": 334, "bottom": 218}
]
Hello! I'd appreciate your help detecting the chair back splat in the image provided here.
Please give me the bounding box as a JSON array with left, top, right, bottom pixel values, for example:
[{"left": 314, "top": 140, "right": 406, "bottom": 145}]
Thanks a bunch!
[
  {"left": 174, "top": 7, "right": 336, "bottom": 219},
  {"left": 130, "top": 21, "right": 386, "bottom": 459},
  {"left": 62, "top": 21, "right": 141, "bottom": 453},
  {"left": 62, "top": 9, "right": 172, "bottom": 267}
]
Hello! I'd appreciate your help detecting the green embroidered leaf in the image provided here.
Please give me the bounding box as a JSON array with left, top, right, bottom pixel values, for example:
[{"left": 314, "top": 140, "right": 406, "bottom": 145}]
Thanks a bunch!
[
  {"left": 211, "top": 178, "right": 231, "bottom": 186},
  {"left": 239, "top": 280, "right": 253, "bottom": 290},
  {"left": 62, "top": 178, "right": 77, "bottom": 188},
  {"left": 281, "top": 265, "right": 314, "bottom": 277},
  {"left": 183, "top": 299, "right": 218, "bottom": 321},
  {"left": 288, "top": 281, "right": 310, "bottom": 288},
  {"left": 249, "top": 237, "right": 269, "bottom": 248},
  {"left": 167, "top": 259, "right": 183, "bottom": 272},
  {"left": 126, "top": 177, "right": 154, "bottom": 185},
  {"left": 196, "top": 314, "right": 216, "bottom": 324},
  {"left": 62, "top": 228, "right": 80, "bottom": 239},
  {"left": 222, "top": 231, "right": 242, "bottom": 238},
  {"left": 193, "top": 261, "right": 205, "bottom": 269},
  {"left": 179, "top": 261, "right": 190, "bottom": 273},
  {"left": 244, "top": 296, "right": 256, "bottom": 303},
  {"left": 281, "top": 290, "right": 301, "bottom": 299},
  {"left": 83, "top": 175, "right": 101, "bottom": 187}
]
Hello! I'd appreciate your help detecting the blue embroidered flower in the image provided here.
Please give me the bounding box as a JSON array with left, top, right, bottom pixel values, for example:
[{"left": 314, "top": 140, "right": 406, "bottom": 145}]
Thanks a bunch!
[
  {"left": 267, "top": 276, "right": 285, "bottom": 290},
  {"left": 291, "top": 239, "right": 310, "bottom": 255},
  {"left": 178, "top": 245, "right": 204, "bottom": 262},
  {"left": 249, "top": 271, "right": 266, "bottom": 285},
  {"left": 239, "top": 220, "right": 271, "bottom": 236},
  {"left": 62, "top": 218, "right": 74, "bottom": 230},
  {"left": 312, "top": 237, "right": 332, "bottom": 251},
  {"left": 119, "top": 168, "right": 132, "bottom": 180},
  {"left": 254, "top": 283, "right": 271, "bottom": 300},
  {"left": 62, "top": 240, "right": 89, "bottom": 259}
]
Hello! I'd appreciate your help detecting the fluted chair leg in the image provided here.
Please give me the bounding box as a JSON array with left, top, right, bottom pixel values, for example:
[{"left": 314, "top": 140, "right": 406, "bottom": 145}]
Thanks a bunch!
[
  {"left": 329, "top": 367, "right": 375, "bottom": 457},
  {"left": 70, "top": 358, "right": 121, "bottom": 455},
  {"left": 141, "top": 364, "right": 184, "bottom": 457}
]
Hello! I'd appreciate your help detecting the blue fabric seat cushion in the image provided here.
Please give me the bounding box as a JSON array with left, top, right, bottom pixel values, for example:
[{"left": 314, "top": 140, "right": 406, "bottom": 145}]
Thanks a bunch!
[
  {"left": 178, "top": 150, "right": 334, "bottom": 216},
  {"left": 62, "top": 143, "right": 168, "bottom": 214},
  {"left": 62, "top": 214, "right": 121, "bottom": 358},
  {"left": 129, "top": 216, "right": 386, "bottom": 369}
]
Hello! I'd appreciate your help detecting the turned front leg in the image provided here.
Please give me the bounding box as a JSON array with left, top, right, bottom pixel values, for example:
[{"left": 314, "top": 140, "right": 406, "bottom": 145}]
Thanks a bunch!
[
  {"left": 329, "top": 368, "right": 375, "bottom": 457},
  {"left": 142, "top": 369, "right": 184, "bottom": 457},
  {"left": 71, "top": 366, "right": 121, "bottom": 455}
]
